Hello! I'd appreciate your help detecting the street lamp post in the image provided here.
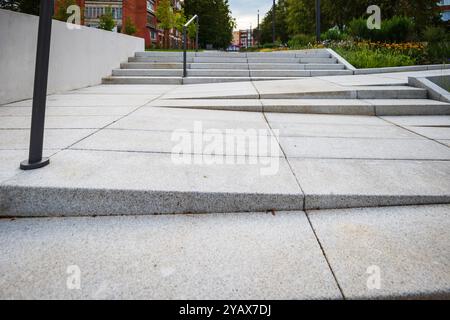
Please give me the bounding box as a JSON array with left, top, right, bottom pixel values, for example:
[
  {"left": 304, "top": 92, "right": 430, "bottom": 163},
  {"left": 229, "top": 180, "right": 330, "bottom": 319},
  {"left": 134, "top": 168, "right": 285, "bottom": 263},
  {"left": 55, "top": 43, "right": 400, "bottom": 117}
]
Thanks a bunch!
[
  {"left": 20, "top": 0, "right": 54, "bottom": 170},
  {"left": 272, "top": 0, "right": 276, "bottom": 43},
  {"left": 315, "top": 0, "right": 321, "bottom": 42}
]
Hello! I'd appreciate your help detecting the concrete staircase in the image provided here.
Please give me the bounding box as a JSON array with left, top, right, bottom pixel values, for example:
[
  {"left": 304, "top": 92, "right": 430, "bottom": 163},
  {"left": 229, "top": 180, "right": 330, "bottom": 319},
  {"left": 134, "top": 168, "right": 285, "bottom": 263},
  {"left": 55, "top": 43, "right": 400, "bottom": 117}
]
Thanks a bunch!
[
  {"left": 103, "top": 49, "right": 351, "bottom": 85},
  {"left": 151, "top": 78, "right": 450, "bottom": 116}
]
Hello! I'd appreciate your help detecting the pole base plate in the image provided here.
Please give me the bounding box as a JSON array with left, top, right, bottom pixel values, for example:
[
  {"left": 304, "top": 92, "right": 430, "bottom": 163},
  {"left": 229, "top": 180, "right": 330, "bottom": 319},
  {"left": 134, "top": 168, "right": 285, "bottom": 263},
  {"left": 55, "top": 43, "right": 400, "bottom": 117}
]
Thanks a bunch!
[{"left": 20, "top": 158, "right": 50, "bottom": 170}]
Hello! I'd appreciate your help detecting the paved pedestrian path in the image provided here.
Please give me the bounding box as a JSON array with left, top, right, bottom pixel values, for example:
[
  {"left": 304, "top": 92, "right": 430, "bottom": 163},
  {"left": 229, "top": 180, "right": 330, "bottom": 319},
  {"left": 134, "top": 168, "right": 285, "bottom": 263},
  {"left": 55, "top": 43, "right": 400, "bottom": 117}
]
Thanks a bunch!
[
  {"left": 1, "top": 71, "right": 450, "bottom": 216},
  {"left": 1, "top": 70, "right": 449, "bottom": 299},
  {"left": 0, "top": 205, "right": 448, "bottom": 299}
]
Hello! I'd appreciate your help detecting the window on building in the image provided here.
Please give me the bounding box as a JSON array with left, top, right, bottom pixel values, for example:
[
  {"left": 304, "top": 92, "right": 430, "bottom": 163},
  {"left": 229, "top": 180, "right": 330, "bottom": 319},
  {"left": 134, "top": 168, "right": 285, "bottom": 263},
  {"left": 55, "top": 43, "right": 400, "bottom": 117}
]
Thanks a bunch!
[{"left": 147, "top": 0, "right": 155, "bottom": 13}]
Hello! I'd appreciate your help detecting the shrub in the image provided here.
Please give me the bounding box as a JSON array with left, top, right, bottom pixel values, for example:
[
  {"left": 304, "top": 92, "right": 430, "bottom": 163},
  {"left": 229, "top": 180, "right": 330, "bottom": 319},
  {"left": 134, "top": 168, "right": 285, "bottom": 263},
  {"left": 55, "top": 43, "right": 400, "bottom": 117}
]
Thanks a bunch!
[
  {"left": 98, "top": 7, "right": 115, "bottom": 31},
  {"left": 322, "top": 27, "right": 346, "bottom": 41},
  {"left": 348, "top": 16, "right": 415, "bottom": 42},
  {"left": 423, "top": 26, "right": 448, "bottom": 44},
  {"left": 124, "top": 17, "right": 137, "bottom": 35},
  {"left": 382, "top": 16, "right": 415, "bottom": 42},
  {"left": 288, "top": 34, "right": 315, "bottom": 49},
  {"left": 426, "top": 42, "right": 450, "bottom": 64}
]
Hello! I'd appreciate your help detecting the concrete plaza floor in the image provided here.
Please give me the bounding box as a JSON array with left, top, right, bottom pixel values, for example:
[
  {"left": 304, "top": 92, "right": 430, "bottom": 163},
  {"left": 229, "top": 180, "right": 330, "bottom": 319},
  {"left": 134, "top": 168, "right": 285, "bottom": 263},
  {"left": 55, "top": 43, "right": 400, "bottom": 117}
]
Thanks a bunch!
[{"left": 0, "top": 69, "right": 449, "bottom": 299}]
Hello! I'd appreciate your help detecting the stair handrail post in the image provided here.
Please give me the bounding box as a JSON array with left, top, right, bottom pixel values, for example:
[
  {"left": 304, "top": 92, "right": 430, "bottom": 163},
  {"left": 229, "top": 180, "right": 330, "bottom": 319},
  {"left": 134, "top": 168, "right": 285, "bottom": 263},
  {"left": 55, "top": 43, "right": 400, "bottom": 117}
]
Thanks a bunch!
[
  {"left": 183, "top": 14, "right": 198, "bottom": 78},
  {"left": 21, "top": 0, "right": 54, "bottom": 170},
  {"left": 183, "top": 25, "right": 187, "bottom": 78},
  {"left": 195, "top": 16, "right": 199, "bottom": 52}
]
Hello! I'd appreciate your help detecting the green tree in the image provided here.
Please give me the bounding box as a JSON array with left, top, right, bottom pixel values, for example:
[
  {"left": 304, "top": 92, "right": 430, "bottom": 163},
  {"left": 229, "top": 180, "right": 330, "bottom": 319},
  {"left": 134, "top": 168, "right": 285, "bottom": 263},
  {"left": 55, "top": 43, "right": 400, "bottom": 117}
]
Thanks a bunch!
[
  {"left": 184, "top": 0, "right": 234, "bottom": 49},
  {"left": 260, "top": 0, "right": 289, "bottom": 45},
  {"left": 156, "top": 0, "right": 177, "bottom": 49},
  {"left": 0, "top": 0, "right": 39, "bottom": 15},
  {"left": 98, "top": 6, "right": 115, "bottom": 31},
  {"left": 124, "top": 16, "right": 137, "bottom": 35}
]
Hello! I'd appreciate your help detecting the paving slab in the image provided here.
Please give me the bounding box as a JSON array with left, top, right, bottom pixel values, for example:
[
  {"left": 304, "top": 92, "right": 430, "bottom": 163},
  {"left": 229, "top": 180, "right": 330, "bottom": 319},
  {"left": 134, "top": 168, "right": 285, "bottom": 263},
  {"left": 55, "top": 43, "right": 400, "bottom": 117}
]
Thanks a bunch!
[
  {"left": 370, "top": 100, "right": 450, "bottom": 116},
  {"left": 0, "top": 212, "right": 341, "bottom": 300},
  {"left": 109, "top": 107, "right": 271, "bottom": 132},
  {"left": 265, "top": 113, "right": 388, "bottom": 126},
  {"left": 0, "top": 129, "right": 95, "bottom": 149},
  {"left": 317, "top": 74, "right": 408, "bottom": 86},
  {"left": 290, "top": 158, "right": 450, "bottom": 209},
  {"left": 253, "top": 79, "right": 350, "bottom": 99},
  {"left": 0, "top": 116, "right": 120, "bottom": 129},
  {"left": 261, "top": 99, "right": 374, "bottom": 115},
  {"left": 4, "top": 94, "right": 157, "bottom": 107},
  {"left": 309, "top": 205, "right": 450, "bottom": 299},
  {"left": 0, "top": 106, "right": 137, "bottom": 117},
  {"left": 0, "top": 150, "right": 303, "bottom": 217},
  {"left": 381, "top": 116, "right": 450, "bottom": 127},
  {"left": 146, "top": 99, "right": 263, "bottom": 112},
  {"left": 404, "top": 127, "right": 450, "bottom": 140},
  {"left": 267, "top": 123, "right": 417, "bottom": 139},
  {"left": 72, "top": 129, "right": 282, "bottom": 157},
  {"left": 161, "top": 82, "right": 259, "bottom": 99},
  {"left": 0, "top": 150, "right": 51, "bottom": 183},
  {"left": 280, "top": 136, "right": 450, "bottom": 160},
  {"left": 440, "top": 140, "right": 450, "bottom": 147},
  {"left": 67, "top": 84, "right": 178, "bottom": 95}
]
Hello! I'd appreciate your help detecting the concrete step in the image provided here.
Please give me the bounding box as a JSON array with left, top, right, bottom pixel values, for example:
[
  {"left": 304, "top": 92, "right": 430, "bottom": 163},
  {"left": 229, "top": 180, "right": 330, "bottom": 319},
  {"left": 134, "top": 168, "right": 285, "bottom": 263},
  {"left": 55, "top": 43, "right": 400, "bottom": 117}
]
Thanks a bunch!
[
  {"left": 129, "top": 56, "right": 339, "bottom": 64},
  {"left": 193, "top": 57, "right": 249, "bottom": 63},
  {"left": 188, "top": 63, "right": 345, "bottom": 70},
  {"left": 129, "top": 56, "right": 194, "bottom": 63},
  {"left": 256, "top": 86, "right": 428, "bottom": 100},
  {"left": 300, "top": 57, "right": 338, "bottom": 64},
  {"left": 191, "top": 63, "right": 249, "bottom": 69},
  {"left": 187, "top": 69, "right": 250, "bottom": 77},
  {"left": 136, "top": 51, "right": 332, "bottom": 59},
  {"left": 145, "top": 99, "right": 450, "bottom": 115},
  {"left": 102, "top": 76, "right": 182, "bottom": 85},
  {"left": 121, "top": 62, "right": 184, "bottom": 69},
  {"left": 182, "top": 77, "right": 255, "bottom": 84},
  {"left": 1, "top": 148, "right": 449, "bottom": 217},
  {"left": 251, "top": 70, "right": 352, "bottom": 77},
  {"left": 112, "top": 69, "right": 183, "bottom": 77}
]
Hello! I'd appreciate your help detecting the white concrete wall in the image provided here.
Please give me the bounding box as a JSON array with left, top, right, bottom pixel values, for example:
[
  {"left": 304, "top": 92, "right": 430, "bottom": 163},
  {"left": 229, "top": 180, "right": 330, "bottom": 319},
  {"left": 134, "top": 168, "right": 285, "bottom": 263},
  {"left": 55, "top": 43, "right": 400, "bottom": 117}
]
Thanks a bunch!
[{"left": 0, "top": 9, "right": 144, "bottom": 105}]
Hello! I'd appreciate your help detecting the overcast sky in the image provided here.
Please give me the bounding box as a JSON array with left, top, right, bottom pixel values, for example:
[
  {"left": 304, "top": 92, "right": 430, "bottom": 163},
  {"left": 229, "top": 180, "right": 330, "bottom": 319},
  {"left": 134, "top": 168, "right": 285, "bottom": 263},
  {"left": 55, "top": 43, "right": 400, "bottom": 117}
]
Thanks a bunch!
[{"left": 228, "top": 0, "right": 273, "bottom": 30}]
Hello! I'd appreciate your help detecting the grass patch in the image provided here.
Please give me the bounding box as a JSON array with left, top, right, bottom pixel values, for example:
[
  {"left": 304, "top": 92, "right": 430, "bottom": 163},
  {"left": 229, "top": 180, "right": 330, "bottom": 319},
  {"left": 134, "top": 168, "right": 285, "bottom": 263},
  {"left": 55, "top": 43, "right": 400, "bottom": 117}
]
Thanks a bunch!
[{"left": 333, "top": 47, "right": 416, "bottom": 68}]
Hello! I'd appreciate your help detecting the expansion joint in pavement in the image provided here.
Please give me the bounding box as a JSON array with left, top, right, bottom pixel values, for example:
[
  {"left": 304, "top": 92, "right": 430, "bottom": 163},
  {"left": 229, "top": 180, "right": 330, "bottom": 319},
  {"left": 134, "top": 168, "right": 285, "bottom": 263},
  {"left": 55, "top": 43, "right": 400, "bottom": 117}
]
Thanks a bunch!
[{"left": 305, "top": 209, "right": 346, "bottom": 300}]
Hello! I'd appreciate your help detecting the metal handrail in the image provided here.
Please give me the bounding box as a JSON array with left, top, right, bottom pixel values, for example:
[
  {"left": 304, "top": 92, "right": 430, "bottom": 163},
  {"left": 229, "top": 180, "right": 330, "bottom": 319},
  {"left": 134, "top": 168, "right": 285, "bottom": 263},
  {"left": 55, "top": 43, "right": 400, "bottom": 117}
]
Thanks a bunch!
[{"left": 183, "top": 14, "right": 199, "bottom": 78}]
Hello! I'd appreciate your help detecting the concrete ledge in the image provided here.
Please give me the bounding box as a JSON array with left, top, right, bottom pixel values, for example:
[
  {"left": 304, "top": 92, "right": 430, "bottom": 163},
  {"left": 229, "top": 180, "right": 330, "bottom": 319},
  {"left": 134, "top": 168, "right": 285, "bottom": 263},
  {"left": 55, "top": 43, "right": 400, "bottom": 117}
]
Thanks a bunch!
[
  {"left": 354, "top": 64, "right": 450, "bottom": 75},
  {"left": 408, "top": 76, "right": 450, "bottom": 103},
  {"left": 0, "top": 186, "right": 304, "bottom": 217},
  {"left": 326, "top": 48, "right": 356, "bottom": 71}
]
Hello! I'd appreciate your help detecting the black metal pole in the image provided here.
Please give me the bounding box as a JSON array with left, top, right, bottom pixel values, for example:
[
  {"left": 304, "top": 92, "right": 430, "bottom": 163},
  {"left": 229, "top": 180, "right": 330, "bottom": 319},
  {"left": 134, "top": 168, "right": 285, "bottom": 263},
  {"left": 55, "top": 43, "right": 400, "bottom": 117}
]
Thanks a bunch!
[
  {"left": 315, "top": 0, "right": 321, "bottom": 42},
  {"left": 257, "top": 10, "right": 260, "bottom": 46},
  {"left": 183, "top": 26, "right": 187, "bottom": 78},
  {"left": 272, "top": 0, "right": 276, "bottom": 44},
  {"left": 21, "top": 0, "right": 53, "bottom": 170}
]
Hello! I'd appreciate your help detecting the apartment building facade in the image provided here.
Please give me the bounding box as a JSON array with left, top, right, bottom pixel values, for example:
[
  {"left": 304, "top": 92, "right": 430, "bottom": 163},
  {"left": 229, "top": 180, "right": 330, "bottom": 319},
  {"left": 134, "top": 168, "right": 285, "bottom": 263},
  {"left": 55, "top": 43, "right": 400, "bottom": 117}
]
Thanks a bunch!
[
  {"left": 56, "top": 0, "right": 182, "bottom": 48},
  {"left": 438, "top": 0, "right": 450, "bottom": 22}
]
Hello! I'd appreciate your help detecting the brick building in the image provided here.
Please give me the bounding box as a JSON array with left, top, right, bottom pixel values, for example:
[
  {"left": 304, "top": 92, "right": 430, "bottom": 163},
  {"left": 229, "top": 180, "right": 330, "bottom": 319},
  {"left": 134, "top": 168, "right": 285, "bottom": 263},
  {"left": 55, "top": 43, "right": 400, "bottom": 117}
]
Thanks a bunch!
[{"left": 56, "top": 0, "right": 183, "bottom": 48}]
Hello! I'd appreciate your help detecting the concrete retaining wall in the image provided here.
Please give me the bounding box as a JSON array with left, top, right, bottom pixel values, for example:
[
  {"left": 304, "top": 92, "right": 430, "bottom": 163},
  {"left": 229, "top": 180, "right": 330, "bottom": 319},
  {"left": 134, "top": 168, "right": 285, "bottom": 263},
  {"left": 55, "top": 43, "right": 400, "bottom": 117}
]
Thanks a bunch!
[{"left": 0, "top": 9, "right": 144, "bottom": 105}]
